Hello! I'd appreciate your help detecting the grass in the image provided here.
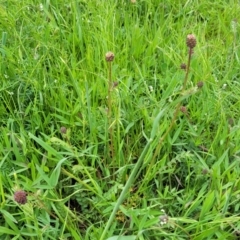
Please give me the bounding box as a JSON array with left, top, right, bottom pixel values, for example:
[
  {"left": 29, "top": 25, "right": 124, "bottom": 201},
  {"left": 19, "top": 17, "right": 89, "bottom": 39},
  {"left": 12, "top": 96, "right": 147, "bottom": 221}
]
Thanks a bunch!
[{"left": 0, "top": 0, "right": 240, "bottom": 239}]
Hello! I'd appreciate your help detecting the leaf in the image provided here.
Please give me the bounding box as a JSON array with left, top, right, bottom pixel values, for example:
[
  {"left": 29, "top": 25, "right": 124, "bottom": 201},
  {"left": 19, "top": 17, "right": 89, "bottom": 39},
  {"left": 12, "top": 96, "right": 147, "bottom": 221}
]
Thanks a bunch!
[
  {"left": 171, "top": 217, "right": 198, "bottom": 223},
  {"left": 151, "top": 107, "right": 167, "bottom": 139},
  {"left": 170, "top": 123, "right": 182, "bottom": 144},
  {"left": 32, "top": 165, "right": 52, "bottom": 189},
  {"left": 0, "top": 209, "right": 17, "bottom": 223},
  {"left": 193, "top": 226, "right": 218, "bottom": 240},
  {"left": 106, "top": 236, "right": 137, "bottom": 240},
  {"left": 28, "top": 132, "right": 62, "bottom": 160},
  {"left": 0, "top": 226, "right": 17, "bottom": 235},
  {"left": 35, "top": 165, "right": 51, "bottom": 185},
  {"left": 199, "top": 191, "right": 215, "bottom": 220},
  {"left": 49, "top": 158, "right": 68, "bottom": 187},
  {"left": 124, "top": 122, "right": 135, "bottom": 135}
]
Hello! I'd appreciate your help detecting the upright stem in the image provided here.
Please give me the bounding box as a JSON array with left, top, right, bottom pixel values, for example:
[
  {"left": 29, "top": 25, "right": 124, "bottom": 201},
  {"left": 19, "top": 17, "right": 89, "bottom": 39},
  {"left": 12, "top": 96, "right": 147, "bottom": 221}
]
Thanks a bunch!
[
  {"left": 107, "top": 61, "right": 114, "bottom": 160},
  {"left": 182, "top": 48, "right": 192, "bottom": 90},
  {"left": 152, "top": 47, "right": 193, "bottom": 161}
]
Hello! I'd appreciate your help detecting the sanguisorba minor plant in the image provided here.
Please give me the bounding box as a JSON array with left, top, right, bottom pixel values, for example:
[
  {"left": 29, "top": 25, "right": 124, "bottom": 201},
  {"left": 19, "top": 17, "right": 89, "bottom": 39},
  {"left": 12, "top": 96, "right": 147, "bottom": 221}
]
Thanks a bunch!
[
  {"left": 100, "top": 34, "right": 200, "bottom": 240},
  {"left": 142, "top": 34, "right": 201, "bottom": 183},
  {"left": 152, "top": 34, "right": 197, "bottom": 160},
  {"left": 105, "top": 51, "right": 115, "bottom": 161}
]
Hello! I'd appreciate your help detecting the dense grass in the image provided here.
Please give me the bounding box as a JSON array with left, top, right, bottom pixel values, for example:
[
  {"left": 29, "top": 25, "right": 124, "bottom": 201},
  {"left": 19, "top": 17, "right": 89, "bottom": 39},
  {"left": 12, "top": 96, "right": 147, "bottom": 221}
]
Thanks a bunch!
[{"left": 0, "top": 0, "right": 240, "bottom": 239}]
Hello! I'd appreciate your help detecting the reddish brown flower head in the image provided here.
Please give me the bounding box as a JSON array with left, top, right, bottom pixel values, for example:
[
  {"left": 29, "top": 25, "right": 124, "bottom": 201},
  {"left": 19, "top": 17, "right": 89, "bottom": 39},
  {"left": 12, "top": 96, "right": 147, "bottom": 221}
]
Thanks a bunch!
[
  {"left": 105, "top": 51, "right": 115, "bottom": 62},
  {"left": 197, "top": 81, "right": 204, "bottom": 88},
  {"left": 180, "top": 106, "right": 187, "bottom": 113},
  {"left": 202, "top": 169, "right": 209, "bottom": 175},
  {"left": 112, "top": 81, "right": 119, "bottom": 88},
  {"left": 180, "top": 63, "right": 186, "bottom": 70},
  {"left": 186, "top": 34, "right": 197, "bottom": 49},
  {"left": 60, "top": 126, "right": 67, "bottom": 134},
  {"left": 14, "top": 190, "right": 27, "bottom": 204}
]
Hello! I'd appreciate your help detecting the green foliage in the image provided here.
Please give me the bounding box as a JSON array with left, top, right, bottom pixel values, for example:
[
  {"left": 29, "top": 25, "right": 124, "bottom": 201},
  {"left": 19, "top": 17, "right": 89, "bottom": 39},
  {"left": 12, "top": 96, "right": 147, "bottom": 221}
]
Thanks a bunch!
[{"left": 0, "top": 0, "right": 240, "bottom": 239}]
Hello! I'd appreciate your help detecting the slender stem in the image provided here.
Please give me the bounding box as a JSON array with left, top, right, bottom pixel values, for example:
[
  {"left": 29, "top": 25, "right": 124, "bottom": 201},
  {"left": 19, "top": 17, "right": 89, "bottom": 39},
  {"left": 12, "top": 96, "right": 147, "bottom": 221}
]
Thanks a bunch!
[
  {"left": 108, "top": 61, "right": 114, "bottom": 160},
  {"left": 152, "top": 47, "right": 193, "bottom": 161},
  {"left": 182, "top": 48, "right": 192, "bottom": 90}
]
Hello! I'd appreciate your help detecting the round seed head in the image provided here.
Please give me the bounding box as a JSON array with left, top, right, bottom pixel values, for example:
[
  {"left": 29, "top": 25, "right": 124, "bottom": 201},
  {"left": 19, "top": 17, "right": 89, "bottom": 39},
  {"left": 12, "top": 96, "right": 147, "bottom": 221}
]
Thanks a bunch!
[
  {"left": 186, "top": 34, "right": 197, "bottom": 49},
  {"left": 14, "top": 190, "right": 27, "bottom": 204},
  {"left": 197, "top": 81, "right": 204, "bottom": 88},
  {"left": 105, "top": 51, "right": 115, "bottom": 62},
  {"left": 60, "top": 126, "right": 67, "bottom": 134},
  {"left": 202, "top": 169, "right": 209, "bottom": 175},
  {"left": 112, "top": 81, "right": 119, "bottom": 88},
  {"left": 180, "top": 63, "right": 186, "bottom": 70},
  {"left": 180, "top": 106, "right": 187, "bottom": 113}
]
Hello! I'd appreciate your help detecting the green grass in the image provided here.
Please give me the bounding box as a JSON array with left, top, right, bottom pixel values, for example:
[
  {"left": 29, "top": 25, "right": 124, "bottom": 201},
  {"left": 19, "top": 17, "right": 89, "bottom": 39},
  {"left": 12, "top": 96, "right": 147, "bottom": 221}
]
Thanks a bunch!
[{"left": 1, "top": 0, "right": 240, "bottom": 239}]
